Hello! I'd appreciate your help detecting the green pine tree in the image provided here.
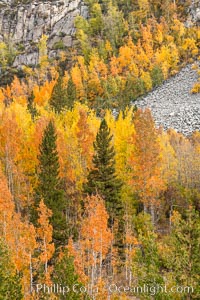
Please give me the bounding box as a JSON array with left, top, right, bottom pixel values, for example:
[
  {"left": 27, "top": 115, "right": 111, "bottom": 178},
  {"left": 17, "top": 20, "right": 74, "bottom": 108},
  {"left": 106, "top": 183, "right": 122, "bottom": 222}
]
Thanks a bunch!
[
  {"left": 53, "top": 249, "right": 88, "bottom": 300},
  {"left": 27, "top": 91, "right": 38, "bottom": 120},
  {"left": 33, "top": 120, "right": 68, "bottom": 246},
  {"left": 84, "top": 119, "right": 122, "bottom": 224},
  {"left": 162, "top": 207, "right": 200, "bottom": 299},
  {"left": 132, "top": 213, "right": 167, "bottom": 300},
  {"left": 66, "top": 76, "right": 76, "bottom": 109},
  {"left": 84, "top": 119, "right": 123, "bottom": 256},
  {"left": 50, "top": 72, "right": 74, "bottom": 113},
  {"left": 0, "top": 239, "right": 23, "bottom": 300}
]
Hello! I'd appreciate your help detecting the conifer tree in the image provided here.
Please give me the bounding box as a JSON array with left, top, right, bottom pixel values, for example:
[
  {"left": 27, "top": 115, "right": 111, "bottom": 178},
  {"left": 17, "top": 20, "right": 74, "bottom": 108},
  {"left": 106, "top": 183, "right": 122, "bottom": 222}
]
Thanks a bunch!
[
  {"left": 33, "top": 120, "right": 68, "bottom": 246},
  {"left": 132, "top": 213, "right": 165, "bottom": 299},
  {"left": 66, "top": 76, "right": 76, "bottom": 109},
  {"left": 162, "top": 207, "right": 200, "bottom": 298},
  {"left": 50, "top": 73, "right": 71, "bottom": 113},
  {"left": 53, "top": 249, "right": 85, "bottom": 300},
  {"left": 0, "top": 239, "right": 23, "bottom": 300},
  {"left": 27, "top": 91, "right": 38, "bottom": 120},
  {"left": 84, "top": 119, "right": 122, "bottom": 226}
]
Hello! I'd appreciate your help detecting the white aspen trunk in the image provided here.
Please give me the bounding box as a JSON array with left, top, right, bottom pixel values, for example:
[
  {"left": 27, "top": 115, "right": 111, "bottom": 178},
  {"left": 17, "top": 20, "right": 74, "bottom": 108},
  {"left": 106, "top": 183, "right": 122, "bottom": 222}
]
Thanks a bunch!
[
  {"left": 30, "top": 253, "right": 33, "bottom": 294},
  {"left": 99, "top": 231, "right": 103, "bottom": 279},
  {"left": 3, "top": 212, "right": 6, "bottom": 237},
  {"left": 129, "top": 245, "right": 133, "bottom": 286},
  {"left": 150, "top": 203, "right": 155, "bottom": 226},
  {"left": 44, "top": 236, "right": 48, "bottom": 274}
]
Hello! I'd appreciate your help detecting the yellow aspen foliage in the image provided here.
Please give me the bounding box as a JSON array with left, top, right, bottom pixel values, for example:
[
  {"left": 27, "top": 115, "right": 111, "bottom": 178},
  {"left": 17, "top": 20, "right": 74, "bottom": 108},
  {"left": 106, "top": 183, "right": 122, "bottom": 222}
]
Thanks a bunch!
[
  {"left": 191, "top": 58, "right": 200, "bottom": 94},
  {"left": 135, "top": 40, "right": 150, "bottom": 71},
  {"left": 56, "top": 103, "right": 98, "bottom": 193},
  {"left": 171, "top": 15, "right": 185, "bottom": 40},
  {"left": 155, "top": 44, "right": 179, "bottom": 79},
  {"left": 105, "top": 109, "right": 135, "bottom": 208},
  {"left": 130, "top": 109, "right": 166, "bottom": 223},
  {"left": 154, "top": 26, "right": 164, "bottom": 45},
  {"left": 87, "top": 51, "right": 108, "bottom": 99},
  {"left": 138, "top": 0, "right": 150, "bottom": 17},
  {"left": 158, "top": 130, "right": 178, "bottom": 184},
  {"left": 38, "top": 34, "right": 48, "bottom": 70},
  {"left": 105, "top": 40, "right": 113, "bottom": 58},
  {"left": 168, "top": 129, "right": 200, "bottom": 188},
  {"left": 191, "top": 82, "right": 200, "bottom": 94},
  {"left": 182, "top": 38, "right": 199, "bottom": 59},
  {"left": 118, "top": 45, "right": 134, "bottom": 71},
  {"left": 140, "top": 70, "right": 152, "bottom": 91}
]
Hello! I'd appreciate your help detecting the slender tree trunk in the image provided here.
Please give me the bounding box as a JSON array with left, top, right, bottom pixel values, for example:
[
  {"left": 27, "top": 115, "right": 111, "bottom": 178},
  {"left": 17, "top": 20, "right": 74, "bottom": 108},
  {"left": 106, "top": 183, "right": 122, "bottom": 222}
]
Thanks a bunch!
[{"left": 30, "top": 253, "right": 33, "bottom": 294}]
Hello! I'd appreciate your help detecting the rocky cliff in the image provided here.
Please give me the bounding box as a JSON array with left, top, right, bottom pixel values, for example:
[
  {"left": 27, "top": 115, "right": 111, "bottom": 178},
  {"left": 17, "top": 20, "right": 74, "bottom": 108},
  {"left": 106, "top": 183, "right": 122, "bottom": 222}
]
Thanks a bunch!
[
  {"left": 0, "top": 0, "right": 199, "bottom": 69},
  {"left": 0, "top": 0, "right": 88, "bottom": 67}
]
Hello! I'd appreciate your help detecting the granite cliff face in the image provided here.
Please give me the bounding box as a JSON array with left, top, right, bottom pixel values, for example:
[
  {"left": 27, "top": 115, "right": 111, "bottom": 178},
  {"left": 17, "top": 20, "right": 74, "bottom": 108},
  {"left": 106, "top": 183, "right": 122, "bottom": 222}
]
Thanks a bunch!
[
  {"left": 0, "top": 0, "right": 199, "bottom": 135},
  {"left": 0, "top": 0, "right": 199, "bottom": 68},
  {"left": 0, "top": 0, "right": 88, "bottom": 67}
]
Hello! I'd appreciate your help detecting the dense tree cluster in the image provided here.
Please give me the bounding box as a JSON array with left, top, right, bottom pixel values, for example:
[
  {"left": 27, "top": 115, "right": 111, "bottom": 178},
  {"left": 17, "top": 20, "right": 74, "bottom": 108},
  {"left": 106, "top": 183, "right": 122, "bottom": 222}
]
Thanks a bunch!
[
  {"left": 0, "top": 98, "right": 199, "bottom": 299},
  {"left": 0, "top": 1, "right": 199, "bottom": 299},
  {"left": 0, "top": 0, "right": 199, "bottom": 110}
]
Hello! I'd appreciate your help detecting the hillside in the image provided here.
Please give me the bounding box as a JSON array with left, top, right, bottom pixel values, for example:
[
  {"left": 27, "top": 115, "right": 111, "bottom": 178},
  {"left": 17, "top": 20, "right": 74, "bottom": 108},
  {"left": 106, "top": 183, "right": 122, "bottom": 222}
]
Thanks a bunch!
[{"left": 0, "top": 1, "right": 200, "bottom": 299}]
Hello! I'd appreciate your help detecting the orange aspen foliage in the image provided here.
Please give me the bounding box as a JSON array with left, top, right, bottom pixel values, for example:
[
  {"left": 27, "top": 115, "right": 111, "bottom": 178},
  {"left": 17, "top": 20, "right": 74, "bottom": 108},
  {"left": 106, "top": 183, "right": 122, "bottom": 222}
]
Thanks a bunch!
[
  {"left": 87, "top": 51, "right": 108, "bottom": 100},
  {"left": 76, "top": 107, "right": 96, "bottom": 166},
  {"left": 135, "top": 40, "right": 150, "bottom": 71},
  {"left": 68, "top": 195, "right": 113, "bottom": 297},
  {"left": 33, "top": 79, "right": 56, "bottom": 106},
  {"left": 37, "top": 200, "right": 55, "bottom": 282},
  {"left": 0, "top": 110, "right": 23, "bottom": 208},
  {"left": 130, "top": 109, "right": 165, "bottom": 223},
  {"left": 0, "top": 167, "right": 37, "bottom": 298},
  {"left": 71, "top": 56, "right": 88, "bottom": 101},
  {"left": 0, "top": 105, "right": 40, "bottom": 209},
  {"left": 11, "top": 76, "right": 28, "bottom": 105},
  {"left": 141, "top": 24, "right": 154, "bottom": 62}
]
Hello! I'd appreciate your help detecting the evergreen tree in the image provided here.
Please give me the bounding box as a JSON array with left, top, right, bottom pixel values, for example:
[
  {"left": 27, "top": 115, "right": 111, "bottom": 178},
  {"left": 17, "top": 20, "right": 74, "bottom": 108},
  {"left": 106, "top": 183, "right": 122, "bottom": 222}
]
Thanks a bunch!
[
  {"left": 161, "top": 207, "right": 200, "bottom": 299},
  {"left": 50, "top": 72, "right": 74, "bottom": 113},
  {"left": 132, "top": 213, "right": 167, "bottom": 300},
  {"left": 84, "top": 119, "right": 122, "bottom": 225},
  {"left": 84, "top": 119, "right": 123, "bottom": 257},
  {"left": 66, "top": 76, "right": 76, "bottom": 109},
  {"left": 0, "top": 239, "right": 23, "bottom": 300},
  {"left": 53, "top": 249, "right": 87, "bottom": 300},
  {"left": 33, "top": 120, "right": 68, "bottom": 246},
  {"left": 27, "top": 91, "right": 38, "bottom": 120}
]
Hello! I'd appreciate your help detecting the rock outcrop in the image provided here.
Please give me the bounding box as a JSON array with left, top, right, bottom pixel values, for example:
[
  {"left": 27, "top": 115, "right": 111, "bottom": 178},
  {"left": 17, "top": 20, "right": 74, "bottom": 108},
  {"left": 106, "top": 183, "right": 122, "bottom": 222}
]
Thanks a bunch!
[
  {"left": 0, "top": 0, "right": 88, "bottom": 67},
  {"left": 0, "top": 0, "right": 199, "bottom": 68},
  {"left": 135, "top": 64, "right": 200, "bottom": 136}
]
